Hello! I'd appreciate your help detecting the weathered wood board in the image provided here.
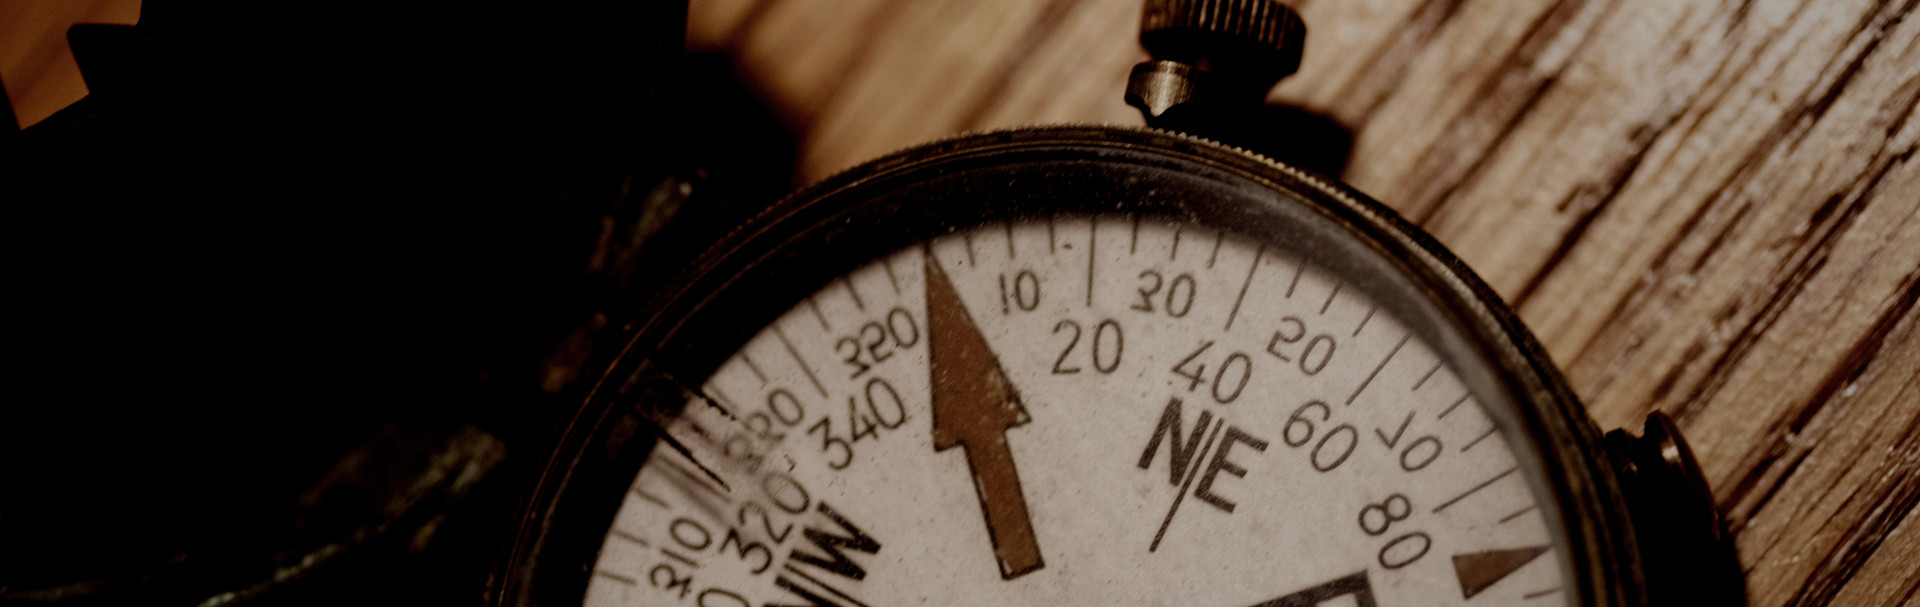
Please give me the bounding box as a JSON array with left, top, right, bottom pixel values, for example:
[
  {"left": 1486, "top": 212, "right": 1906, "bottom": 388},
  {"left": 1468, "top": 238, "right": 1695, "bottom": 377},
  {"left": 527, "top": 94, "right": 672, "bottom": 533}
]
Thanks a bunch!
[{"left": 693, "top": 0, "right": 1920, "bottom": 605}]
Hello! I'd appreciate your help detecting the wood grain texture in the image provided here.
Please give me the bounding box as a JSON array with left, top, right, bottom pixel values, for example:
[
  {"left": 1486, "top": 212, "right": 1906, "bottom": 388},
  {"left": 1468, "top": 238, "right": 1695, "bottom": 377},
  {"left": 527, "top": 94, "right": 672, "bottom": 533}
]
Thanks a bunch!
[
  {"left": 0, "top": 0, "right": 140, "bottom": 127},
  {"left": 693, "top": 0, "right": 1920, "bottom": 605}
]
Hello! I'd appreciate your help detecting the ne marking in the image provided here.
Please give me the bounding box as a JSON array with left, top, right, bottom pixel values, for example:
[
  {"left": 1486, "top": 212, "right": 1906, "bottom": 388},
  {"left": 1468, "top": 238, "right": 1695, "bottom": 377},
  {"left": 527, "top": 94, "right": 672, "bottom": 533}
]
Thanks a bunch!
[
  {"left": 1224, "top": 243, "right": 1267, "bottom": 331},
  {"left": 1347, "top": 333, "right": 1413, "bottom": 405},
  {"left": 772, "top": 324, "right": 829, "bottom": 398},
  {"left": 1150, "top": 417, "right": 1226, "bottom": 552},
  {"left": 1433, "top": 465, "right": 1520, "bottom": 513}
]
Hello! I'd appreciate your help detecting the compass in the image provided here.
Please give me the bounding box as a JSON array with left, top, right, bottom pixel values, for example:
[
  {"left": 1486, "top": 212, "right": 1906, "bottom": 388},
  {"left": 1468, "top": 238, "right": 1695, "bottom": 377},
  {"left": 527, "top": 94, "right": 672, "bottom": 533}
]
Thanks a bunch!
[{"left": 499, "top": 2, "right": 1740, "bottom": 605}]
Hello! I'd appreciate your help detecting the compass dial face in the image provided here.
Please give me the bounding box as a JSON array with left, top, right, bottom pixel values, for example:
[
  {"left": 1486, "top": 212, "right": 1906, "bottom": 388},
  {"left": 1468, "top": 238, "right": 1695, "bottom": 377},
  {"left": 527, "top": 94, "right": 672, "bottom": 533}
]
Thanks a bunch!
[{"left": 580, "top": 217, "right": 1571, "bottom": 607}]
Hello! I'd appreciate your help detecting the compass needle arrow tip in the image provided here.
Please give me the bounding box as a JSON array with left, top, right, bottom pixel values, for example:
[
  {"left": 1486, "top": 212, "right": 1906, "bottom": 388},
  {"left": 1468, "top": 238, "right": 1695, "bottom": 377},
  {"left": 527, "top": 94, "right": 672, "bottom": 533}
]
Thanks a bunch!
[{"left": 924, "top": 253, "right": 1046, "bottom": 580}]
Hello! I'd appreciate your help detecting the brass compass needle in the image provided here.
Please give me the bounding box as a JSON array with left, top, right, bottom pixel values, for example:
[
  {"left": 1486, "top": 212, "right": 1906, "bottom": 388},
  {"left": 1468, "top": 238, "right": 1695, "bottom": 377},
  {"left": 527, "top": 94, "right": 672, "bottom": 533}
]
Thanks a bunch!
[{"left": 924, "top": 250, "right": 1046, "bottom": 580}]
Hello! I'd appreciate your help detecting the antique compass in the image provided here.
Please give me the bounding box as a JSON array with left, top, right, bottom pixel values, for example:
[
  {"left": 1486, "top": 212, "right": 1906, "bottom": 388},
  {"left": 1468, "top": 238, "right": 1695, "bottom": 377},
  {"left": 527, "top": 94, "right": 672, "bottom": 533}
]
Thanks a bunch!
[{"left": 498, "top": 1, "right": 1741, "bottom": 605}]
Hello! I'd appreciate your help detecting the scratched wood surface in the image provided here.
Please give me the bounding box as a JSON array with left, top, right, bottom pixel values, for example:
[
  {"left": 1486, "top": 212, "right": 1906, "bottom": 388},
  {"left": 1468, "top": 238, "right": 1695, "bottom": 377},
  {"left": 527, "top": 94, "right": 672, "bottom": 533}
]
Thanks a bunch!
[{"left": 693, "top": 0, "right": 1920, "bottom": 605}]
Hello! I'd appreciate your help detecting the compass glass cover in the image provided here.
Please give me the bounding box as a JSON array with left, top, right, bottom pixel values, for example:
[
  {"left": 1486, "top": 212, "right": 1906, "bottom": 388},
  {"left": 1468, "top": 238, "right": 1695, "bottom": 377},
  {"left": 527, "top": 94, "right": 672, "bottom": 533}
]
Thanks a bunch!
[{"left": 579, "top": 211, "right": 1575, "bottom": 606}]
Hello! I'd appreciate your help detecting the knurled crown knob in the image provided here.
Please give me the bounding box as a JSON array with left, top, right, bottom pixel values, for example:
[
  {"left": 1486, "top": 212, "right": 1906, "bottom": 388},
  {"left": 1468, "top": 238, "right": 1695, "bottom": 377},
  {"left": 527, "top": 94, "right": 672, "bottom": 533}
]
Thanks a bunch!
[{"left": 1139, "top": 0, "right": 1306, "bottom": 88}]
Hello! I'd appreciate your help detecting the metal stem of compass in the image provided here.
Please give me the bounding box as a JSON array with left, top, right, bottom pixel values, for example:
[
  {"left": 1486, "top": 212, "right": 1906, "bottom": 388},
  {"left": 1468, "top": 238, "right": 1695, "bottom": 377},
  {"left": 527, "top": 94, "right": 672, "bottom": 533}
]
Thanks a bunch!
[{"left": 1125, "top": 0, "right": 1306, "bottom": 135}]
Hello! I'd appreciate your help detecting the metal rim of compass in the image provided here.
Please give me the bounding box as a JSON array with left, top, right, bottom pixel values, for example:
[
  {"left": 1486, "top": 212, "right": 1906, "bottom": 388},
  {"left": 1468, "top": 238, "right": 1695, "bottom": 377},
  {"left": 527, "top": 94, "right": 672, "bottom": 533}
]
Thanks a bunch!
[{"left": 495, "top": 125, "right": 1646, "bottom": 607}]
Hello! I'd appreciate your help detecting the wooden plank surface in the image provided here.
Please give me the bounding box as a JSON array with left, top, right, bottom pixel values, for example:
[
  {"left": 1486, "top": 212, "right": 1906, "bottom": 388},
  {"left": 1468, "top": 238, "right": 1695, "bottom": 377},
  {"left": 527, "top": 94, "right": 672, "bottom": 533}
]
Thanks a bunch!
[
  {"left": 693, "top": 1, "right": 1920, "bottom": 605},
  {"left": 0, "top": 0, "right": 139, "bottom": 127}
]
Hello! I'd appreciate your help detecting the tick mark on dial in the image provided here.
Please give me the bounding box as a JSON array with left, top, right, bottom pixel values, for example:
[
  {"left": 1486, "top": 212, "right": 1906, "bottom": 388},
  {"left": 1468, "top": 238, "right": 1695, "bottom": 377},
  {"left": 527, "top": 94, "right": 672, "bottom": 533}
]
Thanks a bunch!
[
  {"left": 779, "top": 563, "right": 875, "bottom": 607},
  {"left": 806, "top": 298, "right": 831, "bottom": 331},
  {"left": 1348, "top": 333, "right": 1412, "bottom": 406},
  {"left": 610, "top": 529, "right": 650, "bottom": 547},
  {"left": 1086, "top": 218, "right": 1098, "bottom": 307},
  {"left": 1286, "top": 259, "right": 1305, "bottom": 298},
  {"left": 1498, "top": 503, "right": 1538, "bottom": 524},
  {"left": 1320, "top": 281, "right": 1342, "bottom": 314},
  {"left": 1439, "top": 393, "right": 1473, "bottom": 419},
  {"left": 1224, "top": 243, "right": 1266, "bottom": 331},
  {"left": 630, "top": 485, "right": 669, "bottom": 508},
  {"left": 962, "top": 233, "right": 977, "bottom": 266},
  {"left": 1005, "top": 221, "right": 1016, "bottom": 259},
  {"left": 1353, "top": 306, "right": 1377, "bottom": 336},
  {"left": 740, "top": 353, "right": 768, "bottom": 385},
  {"left": 1046, "top": 216, "right": 1057, "bottom": 253},
  {"left": 703, "top": 383, "right": 740, "bottom": 412},
  {"left": 1433, "top": 465, "right": 1519, "bottom": 513},
  {"left": 1523, "top": 586, "right": 1563, "bottom": 600},
  {"left": 653, "top": 453, "right": 733, "bottom": 501},
  {"left": 1207, "top": 230, "right": 1224, "bottom": 269},
  {"left": 1170, "top": 225, "right": 1183, "bottom": 260},
  {"left": 1414, "top": 361, "right": 1443, "bottom": 391},
  {"left": 842, "top": 277, "right": 865, "bottom": 311},
  {"left": 1130, "top": 214, "right": 1140, "bottom": 254},
  {"left": 594, "top": 570, "right": 638, "bottom": 586},
  {"left": 881, "top": 255, "right": 902, "bottom": 294},
  {"left": 773, "top": 325, "right": 829, "bottom": 398},
  {"left": 1462, "top": 426, "right": 1500, "bottom": 452}
]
